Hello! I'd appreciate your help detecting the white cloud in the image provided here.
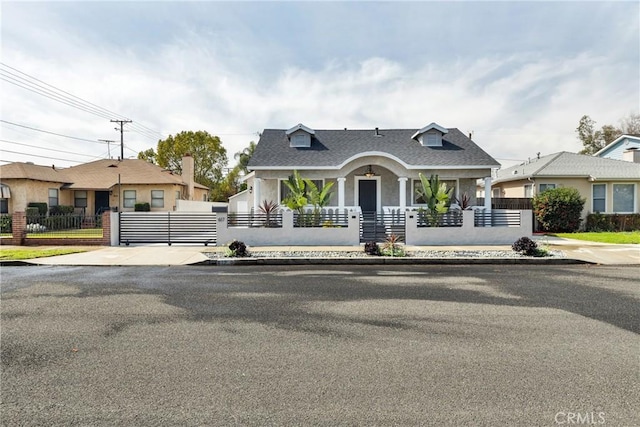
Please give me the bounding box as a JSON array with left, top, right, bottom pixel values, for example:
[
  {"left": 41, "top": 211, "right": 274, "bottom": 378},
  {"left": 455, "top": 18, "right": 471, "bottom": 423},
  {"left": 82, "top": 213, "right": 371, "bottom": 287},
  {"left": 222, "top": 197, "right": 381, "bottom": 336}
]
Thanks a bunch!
[{"left": 1, "top": 1, "right": 638, "bottom": 170}]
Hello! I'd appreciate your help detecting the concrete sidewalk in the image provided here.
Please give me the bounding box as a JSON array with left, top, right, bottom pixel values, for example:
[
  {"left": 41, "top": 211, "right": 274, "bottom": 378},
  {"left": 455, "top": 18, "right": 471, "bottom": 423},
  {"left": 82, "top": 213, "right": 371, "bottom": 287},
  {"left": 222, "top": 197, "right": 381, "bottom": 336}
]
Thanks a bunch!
[{"left": 1, "top": 236, "right": 638, "bottom": 266}]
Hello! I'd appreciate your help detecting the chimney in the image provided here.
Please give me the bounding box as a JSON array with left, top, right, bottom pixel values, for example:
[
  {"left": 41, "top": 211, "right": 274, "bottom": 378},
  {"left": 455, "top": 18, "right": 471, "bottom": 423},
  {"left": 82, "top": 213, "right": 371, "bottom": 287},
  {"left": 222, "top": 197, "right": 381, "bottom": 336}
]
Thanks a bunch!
[
  {"left": 374, "top": 127, "right": 380, "bottom": 136},
  {"left": 623, "top": 148, "right": 640, "bottom": 163},
  {"left": 182, "top": 153, "right": 195, "bottom": 200}
]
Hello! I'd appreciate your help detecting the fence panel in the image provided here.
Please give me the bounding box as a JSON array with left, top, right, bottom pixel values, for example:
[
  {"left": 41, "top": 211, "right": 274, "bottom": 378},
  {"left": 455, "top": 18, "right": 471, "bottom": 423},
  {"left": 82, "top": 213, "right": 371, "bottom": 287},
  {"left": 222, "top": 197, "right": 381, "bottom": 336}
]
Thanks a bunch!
[
  {"left": 416, "top": 210, "right": 463, "bottom": 228},
  {"left": 24, "top": 214, "right": 103, "bottom": 238},
  {"left": 227, "top": 213, "right": 283, "bottom": 228},
  {"left": 119, "top": 212, "right": 217, "bottom": 245},
  {"left": 474, "top": 210, "right": 521, "bottom": 227}
]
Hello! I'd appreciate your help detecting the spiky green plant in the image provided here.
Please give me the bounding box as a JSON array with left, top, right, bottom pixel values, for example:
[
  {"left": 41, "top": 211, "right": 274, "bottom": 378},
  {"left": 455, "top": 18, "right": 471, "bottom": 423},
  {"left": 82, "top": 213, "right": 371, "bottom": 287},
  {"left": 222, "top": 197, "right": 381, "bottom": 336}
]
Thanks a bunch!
[
  {"left": 417, "top": 173, "right": 453, "bottom": 226},
  {"left": 304, "top": 179, "right": 334, "bottom": 225}
]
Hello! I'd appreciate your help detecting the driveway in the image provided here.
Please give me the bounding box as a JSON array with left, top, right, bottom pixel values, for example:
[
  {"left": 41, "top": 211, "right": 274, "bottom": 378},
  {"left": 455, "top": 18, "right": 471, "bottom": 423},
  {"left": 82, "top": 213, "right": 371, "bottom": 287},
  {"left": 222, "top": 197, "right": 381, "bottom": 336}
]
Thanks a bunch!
[{"left": 1, "top": 265, "right": 638, "bottom": 426}]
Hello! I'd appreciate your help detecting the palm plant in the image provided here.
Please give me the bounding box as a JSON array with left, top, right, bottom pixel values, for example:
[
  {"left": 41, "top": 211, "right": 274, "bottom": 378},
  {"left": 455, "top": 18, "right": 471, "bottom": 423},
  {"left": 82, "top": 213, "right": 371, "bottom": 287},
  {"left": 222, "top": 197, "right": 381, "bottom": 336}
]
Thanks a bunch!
[
  {"left": 283, "top": 170, "right": 308, "bottom": 225},
  {"left": 304, "top": 179, "right": 334, "bottom": 226},
  {"left": 417, "top": 173, "right": 453, "bottom": 226}
]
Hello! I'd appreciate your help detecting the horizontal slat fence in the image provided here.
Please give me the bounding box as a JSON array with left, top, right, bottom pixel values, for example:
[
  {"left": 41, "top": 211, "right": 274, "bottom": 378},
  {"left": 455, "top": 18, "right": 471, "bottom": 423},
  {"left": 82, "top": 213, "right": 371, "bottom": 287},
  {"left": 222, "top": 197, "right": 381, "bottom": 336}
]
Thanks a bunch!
[
  {"left": 474, "top": 210, "right": 521, "bottom": 227},
  {"left": 120, "top": 212, "right": 217, "bottom": 245}
]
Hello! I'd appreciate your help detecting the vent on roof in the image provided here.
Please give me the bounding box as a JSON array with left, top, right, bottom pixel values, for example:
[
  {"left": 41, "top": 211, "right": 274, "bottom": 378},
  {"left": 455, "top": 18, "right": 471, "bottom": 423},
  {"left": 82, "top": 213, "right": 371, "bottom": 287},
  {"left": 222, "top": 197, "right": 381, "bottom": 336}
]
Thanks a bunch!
[{"left": 108, "top": 164, "right": 118, "bottom": 168}]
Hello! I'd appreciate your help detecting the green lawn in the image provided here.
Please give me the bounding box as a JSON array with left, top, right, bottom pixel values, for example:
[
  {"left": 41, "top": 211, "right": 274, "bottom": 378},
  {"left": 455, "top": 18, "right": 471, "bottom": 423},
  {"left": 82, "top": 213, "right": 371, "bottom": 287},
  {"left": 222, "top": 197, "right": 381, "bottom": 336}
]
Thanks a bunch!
[
  {"left": 0, "top": 248, "right": 88, "bottom": 260},
  {"left": 552, "top": 231, "right": 640, "bottom": 244}
]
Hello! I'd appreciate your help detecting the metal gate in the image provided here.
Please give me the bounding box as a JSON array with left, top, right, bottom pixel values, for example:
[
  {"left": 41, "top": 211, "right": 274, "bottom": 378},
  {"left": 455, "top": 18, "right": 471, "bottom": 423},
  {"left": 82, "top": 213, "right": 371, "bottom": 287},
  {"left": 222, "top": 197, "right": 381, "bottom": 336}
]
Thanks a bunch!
[
  {"left": 360, "top": 212, "right": 406, "bottom": 243},
  {"left": 119, "top": 212, "right": 217, "bottom": 246}
]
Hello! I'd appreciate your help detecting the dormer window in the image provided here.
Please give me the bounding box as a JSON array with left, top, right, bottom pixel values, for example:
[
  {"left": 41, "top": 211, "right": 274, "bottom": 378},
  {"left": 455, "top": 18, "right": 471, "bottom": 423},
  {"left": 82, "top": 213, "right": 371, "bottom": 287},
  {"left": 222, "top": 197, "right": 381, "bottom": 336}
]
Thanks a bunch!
[
  {"left": 412, "top": 122, "right": 448, "bottom": 147},
  {"left": 286, "top": 123, "right": 315, "bottom": 148}
]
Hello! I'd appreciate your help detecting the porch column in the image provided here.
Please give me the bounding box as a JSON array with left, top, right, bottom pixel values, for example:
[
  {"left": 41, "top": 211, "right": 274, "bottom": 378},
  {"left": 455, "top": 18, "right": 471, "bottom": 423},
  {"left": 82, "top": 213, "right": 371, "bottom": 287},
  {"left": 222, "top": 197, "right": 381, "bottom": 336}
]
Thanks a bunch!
[
  {"left": 398, "top": 177, "right": 408, "bottom": 209},
  {"left": 253, "top": 178, "right": 262, "bottom": 213},
  {"left": 337, "top": 177, "right": 346, "bottom": 209},
  {"left": 484, "top": 177, "right": 492, "bottom": 211}
]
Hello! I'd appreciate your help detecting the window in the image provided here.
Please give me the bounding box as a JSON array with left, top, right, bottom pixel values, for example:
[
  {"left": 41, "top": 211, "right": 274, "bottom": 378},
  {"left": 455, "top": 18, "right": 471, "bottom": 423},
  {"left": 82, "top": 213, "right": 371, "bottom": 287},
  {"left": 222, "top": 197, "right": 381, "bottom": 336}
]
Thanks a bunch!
[
  {"left": 151, "top": 190, "right": 164, "bottom": 208},
  {"left": 612, "top": 184, "right": 635, "bottom": 213},
  {"left": 426, "top": 134, "right": 438, "bottom": 146},
  {"left": 74, "top": 190, "right": 88, "bottom": 208},
  {"left": 279, "top": 179, "right": 323, "bottom": 203},
  {"left": 290, "top": 134, "right": 310, "bottom": 147},
  {"left": 123, "top": 190, "right": 136, "bottom": 208},
  {"left": 175, "top": 191, "right": 181, "bottom": 201},
  {"left": 524, "top": 184, "right": 533, "bottom": 198},
  {"left": 48, "top": 188, "right": 58, "bottom": 207},
  {"left": 592, "top": 184, "right": 606, "bottom": 213},
  {"left": 0, "top": 198, "right": 7, "bottom": 214},
  {"left": 413, "top": 179, "right": 457, "bottom": 205},
  {"left": 539, "top": 184, "right": 556, "bottom": 193}
]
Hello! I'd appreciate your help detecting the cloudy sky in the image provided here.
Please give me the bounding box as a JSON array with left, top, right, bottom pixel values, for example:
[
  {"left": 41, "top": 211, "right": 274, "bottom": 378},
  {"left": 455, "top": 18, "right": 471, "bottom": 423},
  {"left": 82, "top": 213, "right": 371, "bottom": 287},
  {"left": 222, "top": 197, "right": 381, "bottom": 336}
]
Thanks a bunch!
[{"left": 1, "top": 1, "right": 638, "bottom": 169}]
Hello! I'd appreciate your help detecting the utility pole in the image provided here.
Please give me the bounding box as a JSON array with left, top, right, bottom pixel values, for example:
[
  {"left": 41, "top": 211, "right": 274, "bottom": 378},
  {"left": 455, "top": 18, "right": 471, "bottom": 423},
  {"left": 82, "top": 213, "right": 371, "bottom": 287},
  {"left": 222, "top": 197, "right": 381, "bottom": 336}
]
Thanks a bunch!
[
  {"left": 98, "top": 139, "right": 116, "bottom": 159},
  {"left": 110, "top": 119, "right": 132, "bottom": 160}
]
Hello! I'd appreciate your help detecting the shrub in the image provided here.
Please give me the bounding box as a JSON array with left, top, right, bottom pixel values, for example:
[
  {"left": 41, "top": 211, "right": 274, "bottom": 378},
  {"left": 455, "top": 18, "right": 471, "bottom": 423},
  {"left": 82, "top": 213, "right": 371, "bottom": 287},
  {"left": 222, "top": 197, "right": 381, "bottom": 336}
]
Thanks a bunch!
[
  {"left": 134, "top": 203, "right": 151, "bottom": 212},
  {"left": 512, "top": 236, "right": 538, "bottom": 256},
  {"left": 49, "top": 205, "right": 75, "bottom": 216},
  {"left": 381, "top": 234, "right": 405, "bottom": 257},
  {"left": 0, "top": 215, "right": 12, "bottom": 233},
  {"left": 586, "top": 213, "right": 640, "bottom": 232},
  {"left": 228, "top": 240, "right": 249, "bottom": 257},
  {"left": 25, "top": 207, "right": 40, "bottom": 224},
  {"left": 364, "top": 241, "right": 381, "bottom": 256},
  {"left": 532, "top": 187, "right": 585, "bottom": 232},
  {"left": 27, "top": 202, "right": 47, "bottom": 215}
]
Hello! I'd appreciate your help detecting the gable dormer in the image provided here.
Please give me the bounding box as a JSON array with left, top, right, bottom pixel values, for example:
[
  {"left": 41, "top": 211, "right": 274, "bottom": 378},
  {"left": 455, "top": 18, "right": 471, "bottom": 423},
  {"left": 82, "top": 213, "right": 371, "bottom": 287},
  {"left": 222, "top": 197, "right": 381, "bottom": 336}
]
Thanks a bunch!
[
  {"left": 411, "top": 122, "right": 448, "bottom": 147},
  {"left": 286, "top": 123, "right": 315, "bottom": 148}
]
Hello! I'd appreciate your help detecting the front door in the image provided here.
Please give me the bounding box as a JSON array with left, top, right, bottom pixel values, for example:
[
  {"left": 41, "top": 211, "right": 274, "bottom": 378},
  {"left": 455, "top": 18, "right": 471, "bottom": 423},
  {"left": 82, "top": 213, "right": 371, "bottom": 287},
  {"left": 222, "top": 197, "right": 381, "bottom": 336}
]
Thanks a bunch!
[
  {"left": 358, "top": 180, "right": 377, "bottom": 213},
  {"left": 95, "top": 191, "right": 110, "bottom": 214}
]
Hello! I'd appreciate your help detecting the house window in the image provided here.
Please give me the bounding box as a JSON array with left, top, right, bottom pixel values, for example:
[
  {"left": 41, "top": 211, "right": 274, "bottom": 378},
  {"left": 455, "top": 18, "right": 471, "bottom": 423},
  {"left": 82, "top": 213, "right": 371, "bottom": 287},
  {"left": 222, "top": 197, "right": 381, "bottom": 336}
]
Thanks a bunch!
[
  {"left": 426, "top": 134, "right": 438, "bottom": 146},
  {"left": 74, "top": 191, "right": 88, "bottom": 208},
  {"left": 48, "top": 188, "right": 58, "bottom": 207},
  {"left": 524, "top": 184, "right": 533, "bottom": 198},
  {"left": 0, "top": 198, "right": 7, "bottom": 214},
  {"left": 592, "top": 184, "right": 606, "bottom": 213},
  {"left": 123, "top": 190, "right": 136, "bottom": 208},
  {"left": 612, "top": 184, "right": 635, "bottom": 213},
  {"left": 413, "top": 179, "right": 457, "bottom": 205},
  {"left": 279, "top": 179, "right": 323, "bottom": 203},
  {"left": 175, "top": 191, "right": 181, "bottom": 201},
  {"left": 539, "top": 184, "right": 556, "bottom": 193},
  {"left": 151, "top": 190, "right": 164, "bottom": 208}
]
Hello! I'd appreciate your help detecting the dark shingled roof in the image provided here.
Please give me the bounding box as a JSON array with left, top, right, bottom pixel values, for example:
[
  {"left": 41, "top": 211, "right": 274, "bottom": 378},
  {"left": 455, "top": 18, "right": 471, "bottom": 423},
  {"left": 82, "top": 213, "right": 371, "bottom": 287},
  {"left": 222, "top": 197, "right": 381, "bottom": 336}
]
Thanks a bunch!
[{"left": 248, "top": 128, "right": 500, "bottom": 169}]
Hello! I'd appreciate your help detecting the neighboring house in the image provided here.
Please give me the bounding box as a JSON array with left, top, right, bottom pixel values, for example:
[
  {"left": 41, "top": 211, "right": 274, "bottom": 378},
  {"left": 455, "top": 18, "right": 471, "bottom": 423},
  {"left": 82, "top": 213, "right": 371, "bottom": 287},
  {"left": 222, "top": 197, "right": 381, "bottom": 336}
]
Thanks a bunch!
[
  {"left": 230, "top": 122, "right": 500, "bottom": 213},
  {"left": 0, "top": 155, "right": 208, "bottom": 215},
  {"left": 594, "top": 134, "right": 640, "bottom": 161},
  {"left": 491, "top": 151, "right": 640, "bottom": 217}
]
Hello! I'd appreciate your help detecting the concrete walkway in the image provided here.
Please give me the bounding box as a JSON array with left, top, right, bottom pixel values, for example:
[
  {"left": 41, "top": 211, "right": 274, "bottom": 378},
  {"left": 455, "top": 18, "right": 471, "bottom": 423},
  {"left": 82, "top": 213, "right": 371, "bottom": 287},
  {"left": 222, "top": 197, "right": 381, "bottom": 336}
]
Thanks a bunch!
[{"left": 1, "top": 236, "right": 638, "bottom": 266}]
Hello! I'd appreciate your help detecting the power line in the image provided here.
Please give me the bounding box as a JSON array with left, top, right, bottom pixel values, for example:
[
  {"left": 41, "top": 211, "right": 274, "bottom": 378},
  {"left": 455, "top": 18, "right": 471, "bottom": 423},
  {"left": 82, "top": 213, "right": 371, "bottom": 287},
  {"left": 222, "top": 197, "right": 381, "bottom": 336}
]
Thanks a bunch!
[
  {"left": 0, "top": 139, "right": 102, "bottom": 158},
  {"left": 0, "top": 119, "right": 109, "bottom": 144},
  {"left": 0, "top": 62, "right": 167, "bottom": 141},
  {"left": 0, "top": 149, "right": 86, "bottom": 163}
]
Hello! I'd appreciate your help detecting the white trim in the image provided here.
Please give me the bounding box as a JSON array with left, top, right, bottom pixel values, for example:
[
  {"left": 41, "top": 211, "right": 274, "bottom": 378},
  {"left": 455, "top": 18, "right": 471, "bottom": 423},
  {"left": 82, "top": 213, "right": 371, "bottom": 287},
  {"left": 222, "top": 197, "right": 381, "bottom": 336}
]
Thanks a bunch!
[
  {"left": 285, "top": 123, "right": 315, "bottom": 136},
  {"left": 594, "top": 134, "right": 640, "bottom": 157},
  {"left": 251, "top": 151, "right": 495, "bottom": 171},
  {"left": 591, "top": 183, "right": 606, "bottom": 213},
  {"left": 354, "top": 175, "right": 381, "bottom": 213},
  {"left": 411, "top": 122, "right": 448, "bottom": 140}
]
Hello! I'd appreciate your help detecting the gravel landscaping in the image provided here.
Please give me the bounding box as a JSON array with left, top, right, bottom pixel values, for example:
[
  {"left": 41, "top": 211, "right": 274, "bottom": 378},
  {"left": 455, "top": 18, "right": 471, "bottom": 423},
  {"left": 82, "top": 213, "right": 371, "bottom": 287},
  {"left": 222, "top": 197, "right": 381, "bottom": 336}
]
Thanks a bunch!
[{"left": 205, "top": 249, "right": 566, "bottom": 260}]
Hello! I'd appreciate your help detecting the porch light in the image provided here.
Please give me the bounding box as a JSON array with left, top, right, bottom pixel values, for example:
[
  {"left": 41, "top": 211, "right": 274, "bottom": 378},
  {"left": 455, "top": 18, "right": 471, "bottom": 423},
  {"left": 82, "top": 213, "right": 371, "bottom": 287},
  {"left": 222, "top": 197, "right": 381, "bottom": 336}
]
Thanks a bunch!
[{"left": 364, "top": 165, "right": 375, "bottom": 178}]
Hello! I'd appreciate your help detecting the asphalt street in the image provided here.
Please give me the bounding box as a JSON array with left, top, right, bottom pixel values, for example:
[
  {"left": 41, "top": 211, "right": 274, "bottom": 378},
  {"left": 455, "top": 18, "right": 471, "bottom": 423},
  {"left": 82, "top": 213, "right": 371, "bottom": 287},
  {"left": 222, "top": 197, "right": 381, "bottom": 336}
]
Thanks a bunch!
[{"left": 1, "top": 264, "right": 638, "bottom": 426}]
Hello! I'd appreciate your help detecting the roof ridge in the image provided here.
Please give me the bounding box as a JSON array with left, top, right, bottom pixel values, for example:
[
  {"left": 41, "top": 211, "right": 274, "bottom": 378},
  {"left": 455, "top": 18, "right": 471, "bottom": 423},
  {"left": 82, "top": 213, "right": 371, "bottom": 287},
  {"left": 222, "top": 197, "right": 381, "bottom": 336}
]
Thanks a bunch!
[{"left": 531, "top": 151, "right": 566, "bottom": 176}]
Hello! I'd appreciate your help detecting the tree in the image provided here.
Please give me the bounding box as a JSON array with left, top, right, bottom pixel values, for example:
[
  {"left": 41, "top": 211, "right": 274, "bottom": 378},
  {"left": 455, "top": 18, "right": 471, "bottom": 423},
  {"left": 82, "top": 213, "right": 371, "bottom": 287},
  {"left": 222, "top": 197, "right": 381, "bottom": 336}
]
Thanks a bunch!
[
  {"left": 576, "top": 115, "right": 606, "bottom": 155},
  {"left": 234, "top": 141, "right": 256, "bottom": 174},
  {"left": 576, "top": 113, "right": 640, "bottom": 154},
  {"left": 137, "top": 130, "right": 228, "bottom": 191}
]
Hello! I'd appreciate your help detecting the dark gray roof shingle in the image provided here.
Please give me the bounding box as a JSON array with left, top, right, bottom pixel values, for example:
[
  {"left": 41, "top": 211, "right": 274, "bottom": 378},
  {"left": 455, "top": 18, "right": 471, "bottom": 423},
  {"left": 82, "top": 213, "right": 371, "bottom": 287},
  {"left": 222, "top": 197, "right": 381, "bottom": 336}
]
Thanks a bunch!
[{"left": 248, "top": 128, "right": 499, "bottom": 169}]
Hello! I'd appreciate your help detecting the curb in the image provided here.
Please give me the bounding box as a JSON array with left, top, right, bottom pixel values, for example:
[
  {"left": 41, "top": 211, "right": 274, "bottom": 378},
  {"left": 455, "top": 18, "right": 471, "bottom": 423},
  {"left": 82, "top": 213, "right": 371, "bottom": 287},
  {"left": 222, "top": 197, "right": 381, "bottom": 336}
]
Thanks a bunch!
[{"left": 204, "top": 257, "right": 592, "bottom": 266}]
